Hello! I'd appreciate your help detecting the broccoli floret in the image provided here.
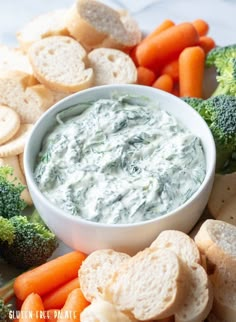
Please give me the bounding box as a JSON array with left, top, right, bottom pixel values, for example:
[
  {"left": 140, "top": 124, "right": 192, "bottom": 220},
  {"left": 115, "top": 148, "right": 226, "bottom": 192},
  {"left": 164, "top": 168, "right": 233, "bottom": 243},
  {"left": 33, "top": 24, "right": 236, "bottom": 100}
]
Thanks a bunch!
[
  {"left": 183, "top": 95, "right": 236, "bottom": 172},
  {"left": 182, "top": 97, "right": 204, "bottom": 113},
  {"left": 0, "top": 216, "right": 58, "bottom": 269},
  {"left": 0, "top": 166, "right": 27, "bottom": 219},
  {"left": 0, "top": 299, "right": 11, "bottom": 322},
  {"left": 206, "top": 45, "right": 236, "bottom": 96}
]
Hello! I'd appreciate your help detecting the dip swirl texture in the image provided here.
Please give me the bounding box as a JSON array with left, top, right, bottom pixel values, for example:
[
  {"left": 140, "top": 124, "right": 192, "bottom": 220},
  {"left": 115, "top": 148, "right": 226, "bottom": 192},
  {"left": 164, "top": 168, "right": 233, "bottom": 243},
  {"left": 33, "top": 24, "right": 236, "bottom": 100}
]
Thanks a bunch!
[{"left": 34, "top": 95, "right": 206, "bottom": 224}]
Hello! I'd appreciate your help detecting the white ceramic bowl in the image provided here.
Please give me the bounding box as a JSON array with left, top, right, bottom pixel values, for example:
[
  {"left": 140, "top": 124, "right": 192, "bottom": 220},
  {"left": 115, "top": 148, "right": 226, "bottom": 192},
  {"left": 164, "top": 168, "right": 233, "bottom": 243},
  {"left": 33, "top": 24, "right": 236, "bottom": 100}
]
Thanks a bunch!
[{"left": 24, "top": 84, "right": 216, "bottom": 255}]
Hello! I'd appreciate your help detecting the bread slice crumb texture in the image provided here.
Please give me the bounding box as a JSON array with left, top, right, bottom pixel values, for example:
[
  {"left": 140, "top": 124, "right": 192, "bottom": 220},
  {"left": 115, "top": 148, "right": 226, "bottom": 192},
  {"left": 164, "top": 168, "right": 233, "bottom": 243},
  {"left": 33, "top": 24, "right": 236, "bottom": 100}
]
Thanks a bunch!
[
  {"left": 104, "top": 248, "right": 185, "bottom": 321},
  {"left": 88, "top": 48, "right": 137, "bottom": 85},
  {"left": 17, "top": 9, "right": 70, "bottom": 52},
  {"left": 28, "top": 36, "right": 94, "bottom": 93}
]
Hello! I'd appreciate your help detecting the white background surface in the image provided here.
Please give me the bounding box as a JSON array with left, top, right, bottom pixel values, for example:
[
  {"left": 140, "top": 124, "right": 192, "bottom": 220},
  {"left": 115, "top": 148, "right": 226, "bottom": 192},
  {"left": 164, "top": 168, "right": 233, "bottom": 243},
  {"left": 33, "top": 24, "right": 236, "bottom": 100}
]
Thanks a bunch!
[
  {"left": 0, "top": 0, "right": 235, "bottom": 46},
  {"left": 0, "top": 0, "right": 235, "bottom": 281}
]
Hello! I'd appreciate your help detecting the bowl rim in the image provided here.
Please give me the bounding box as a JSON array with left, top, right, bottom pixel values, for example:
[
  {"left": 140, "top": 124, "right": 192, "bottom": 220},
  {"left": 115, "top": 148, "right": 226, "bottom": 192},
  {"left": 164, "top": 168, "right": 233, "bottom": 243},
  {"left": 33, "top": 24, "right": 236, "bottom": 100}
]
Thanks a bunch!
[{"left": 24, "top": 84, "right": 216, "bottom": 228}]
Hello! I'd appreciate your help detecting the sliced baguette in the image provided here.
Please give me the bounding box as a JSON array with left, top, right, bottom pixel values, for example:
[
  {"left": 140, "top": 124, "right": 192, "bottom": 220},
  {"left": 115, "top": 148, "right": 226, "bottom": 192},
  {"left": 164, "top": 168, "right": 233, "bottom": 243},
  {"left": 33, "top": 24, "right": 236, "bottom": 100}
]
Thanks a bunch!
[
  {"left": 150, "top": 230, "right": 201, "bottom": 266},
  {"left": 79, "top": 249, "right": 130, "bottom": 302},
  {"left": 0, "top": 71, "right": 54, "bottom": 123},
  {"left": 0, "top": 45, "right": 33, "bottom": 74},
  {"left": 104, "top": 248, "right": 186, "bottom": 321},
  {"left": 66, "top": 6, "right": 107, "bottom": 50},
  {"left": 150, "top": 230, "right": 212, "bottom": 322},
  {"left": 207, "top": 172, "right": 236, "bottom": 218},
  {"left": 67, "top": 0, "right": 141, "bottom": 50},
  {"left": 194, "top": 219, "right": 236, "bottom": 269},
  {"left": 175, "top": 263, "right": 213, "bottom": 322},
  {"left": 88, "top": 48, "right": 137, "bottom": 85},
  {"left": 80, "top": 300, "right": 137, "bottom": 322},
  {"left": 17, "top": 9, "right": 70, "bottom": 52},
  {"left": 28, "top": 36, "right": 94, "bottom": 93},
  {"left": 211, "top": 266, "right": 236, "bottom": 322}
]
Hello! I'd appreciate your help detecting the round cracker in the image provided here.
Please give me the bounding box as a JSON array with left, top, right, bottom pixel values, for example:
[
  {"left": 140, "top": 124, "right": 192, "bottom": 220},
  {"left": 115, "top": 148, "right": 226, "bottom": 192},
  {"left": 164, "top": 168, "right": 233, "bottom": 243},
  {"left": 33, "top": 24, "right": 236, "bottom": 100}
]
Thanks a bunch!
[
  {"left": 0, "top": 105, "right": 20, "bottom": 145},
  {"left": 0, "top": 124, "right": 33, "bottom": 157},
  {"left": 0, "top": 155, "right": 33, "bottom": 205},
  {"left": 217, "top": 194, "right": 236, "bottom": 226},
  {"left": 207, "top": 173, "right": 236, "bottom": 218}
]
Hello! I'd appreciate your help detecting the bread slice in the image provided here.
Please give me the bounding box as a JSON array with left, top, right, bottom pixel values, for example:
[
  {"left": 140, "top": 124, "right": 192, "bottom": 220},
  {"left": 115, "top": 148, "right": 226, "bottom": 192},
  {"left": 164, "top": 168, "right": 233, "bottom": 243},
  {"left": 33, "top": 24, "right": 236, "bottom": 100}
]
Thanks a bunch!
[
  {"left": 150, "top": 230, "right": 212, "bottom": 322},
  {"left": 207, "top": 173, "right": 236, "bottom": 218},
  {"left": 88, "top": 48, "right": 137, "bottom": 85},
  {"left": 0, "top": 45, "right": 33, "bottom": 75},
  {"left": 150, "top": 230, "right": 201, "bottom": 266},
  {"left": 217, "top": 195, "right": 236, "bottom": 226},
  {"left": 175, "top": 263, "right": 213, "bottom": 322},
  {"left": 17, "top": 9, "right": 70, "bottom": 52},
  {"left": 80, "top": 300, "right": 137, "bottom": 322},
  {"left": 194, "top": 219, "right": 236, "bottom": 269},
  {"left": 0, "top": 71, "right": 54, "bottom": 123},
  {"left": 66, "top": 0, "right": 141, "bottom": 50},
  {"left": 104, "top": 248, "right": 186, "bottom": 321},
  {"left": 210, "top": 266, "right": 236, "bottom": 321},
  {"left": 28, "top": 36, "right": 94, "bottom": 93},
  {"left": 66, "top": 6, "right": 107, "bottom": 50},
  {"left": 79, "top": 249, "right": 130, "bottom": 302}
]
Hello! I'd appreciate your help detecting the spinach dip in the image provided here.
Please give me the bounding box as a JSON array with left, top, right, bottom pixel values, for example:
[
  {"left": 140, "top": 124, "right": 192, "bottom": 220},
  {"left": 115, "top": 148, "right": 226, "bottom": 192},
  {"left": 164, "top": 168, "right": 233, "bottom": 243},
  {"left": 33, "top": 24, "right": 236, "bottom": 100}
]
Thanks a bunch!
[{"left": 34, "top": 95, "right": 206, "bottom": 224}]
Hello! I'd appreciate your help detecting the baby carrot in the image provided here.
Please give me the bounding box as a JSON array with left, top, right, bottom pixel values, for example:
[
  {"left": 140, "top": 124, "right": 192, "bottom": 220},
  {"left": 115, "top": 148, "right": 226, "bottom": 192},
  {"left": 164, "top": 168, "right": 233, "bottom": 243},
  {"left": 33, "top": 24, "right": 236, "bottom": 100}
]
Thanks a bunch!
[
  {"left": 144, "top": 19, "right": 175, "bottom": 41},
  {"left": 43, "top": 278, "right": 80, "bottom": 310},
  {"left": 192, "top": 19, "right": 209, "bottom": 36},
  {"left": 199, "top": 36, "right": 216, "bottom": 54},
  {"left": 14, "top": 251, "right": 86, "bottom": 301},
  {"left": 137, "top": 66, "right": 156, "bottom": 86},
  {"left": 46, "top": 310, "right": 60, "bottom": 322},
  {"left": 136, "top": 22, "right": 199, "bottom": 67},
  {"left": 57, "top": 288, "right": 89, "bottom": 322},
  {"left": 179, "top": 46, "right": 205, "bottom": 98},
  {"left": 130, "top": 20, "right": 175, "bottom": 66},
  {"left": 152, "top": 74, "right": 174, "bottom": 93},
  {"left": 19, "top": 293, "right": 45, "bottom": 322},
  {"left": 161, "top": 59, "right": 179, "bottom": 81}
]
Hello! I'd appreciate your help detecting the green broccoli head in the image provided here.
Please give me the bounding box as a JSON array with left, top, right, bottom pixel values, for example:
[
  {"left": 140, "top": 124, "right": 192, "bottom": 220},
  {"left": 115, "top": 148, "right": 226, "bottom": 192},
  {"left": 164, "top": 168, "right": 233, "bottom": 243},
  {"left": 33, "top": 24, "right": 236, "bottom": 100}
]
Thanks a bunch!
[
  {"left": 182, "top": 97, "right": 204, "bottom": 113},
  {"left": 0, "top": 166, "right": 27, "bottom": 219},
  {"left": 206, "top": 45, "right": 236, "bottom": 96},
  {"left": 0, "top": 298, "right": 11, "bottom": 322},
  {"left": 183, "top": 95, "right": 236, "bottom": 171},
  {"left": 0, "top": 216, "right": 58, "bottom": 269}
]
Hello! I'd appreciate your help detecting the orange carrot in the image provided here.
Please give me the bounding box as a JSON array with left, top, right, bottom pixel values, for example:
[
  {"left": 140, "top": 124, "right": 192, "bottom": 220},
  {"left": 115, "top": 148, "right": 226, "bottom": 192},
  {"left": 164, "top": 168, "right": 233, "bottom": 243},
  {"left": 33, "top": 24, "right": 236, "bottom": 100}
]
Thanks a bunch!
[
  {"left": 192, "top": 19, "right": 209, "bottom": 36},
  {"left": 57, "top": 288, "right": 89, "bottom": 322},
  {"left": 137, "top": 66, "right": 156, "bottom": 86},
  {"left": 144, "top": 19, "right": 175, "bottom": 41},
  {"left": 19, "top": 293, "right": 45, "bottom": 322},
  {"left": 179, "top": 46, "right": 205, "bottom": 98},
  {"left": 43, "top": 278, "right": 80, "bottom": 310},
  {"left": 14, "top": 251, "right": 86, "bottom": 301},
  {"left": 152, "top": 74, "right": 174, "bottom": 93},
  {"left": 136, "top": 22, "right": 199, "bottom": 68},
  {"left": 45, "top": 309, "right": 60, "bottom": 322},
  {"left": 161, "top": 59, "right": 179, "bottom": 81},
  {"left": 199, "top": 36, "right": 216, "bottom": 54},
  {"left": 172, "top": 83, "right": 180, "bottom": 97},
  {"left": 130, "top": 20, "right": 175, "bottom": 66}
]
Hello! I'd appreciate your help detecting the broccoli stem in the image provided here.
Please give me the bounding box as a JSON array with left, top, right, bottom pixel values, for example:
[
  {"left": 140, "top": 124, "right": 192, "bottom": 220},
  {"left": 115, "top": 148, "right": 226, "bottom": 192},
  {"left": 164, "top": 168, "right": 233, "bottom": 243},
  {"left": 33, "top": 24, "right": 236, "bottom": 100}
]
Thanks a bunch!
[{"left": 0, "top": 278, "right": 15, "bottom": 303}]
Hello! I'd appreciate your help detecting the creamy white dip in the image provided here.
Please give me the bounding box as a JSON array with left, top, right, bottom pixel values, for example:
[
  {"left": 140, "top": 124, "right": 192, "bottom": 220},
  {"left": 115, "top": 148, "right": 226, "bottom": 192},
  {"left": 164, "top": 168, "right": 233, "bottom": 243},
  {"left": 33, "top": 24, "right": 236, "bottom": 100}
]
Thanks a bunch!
[{"left": 34, "top": 95, "right": 206, "bottom": 224}]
